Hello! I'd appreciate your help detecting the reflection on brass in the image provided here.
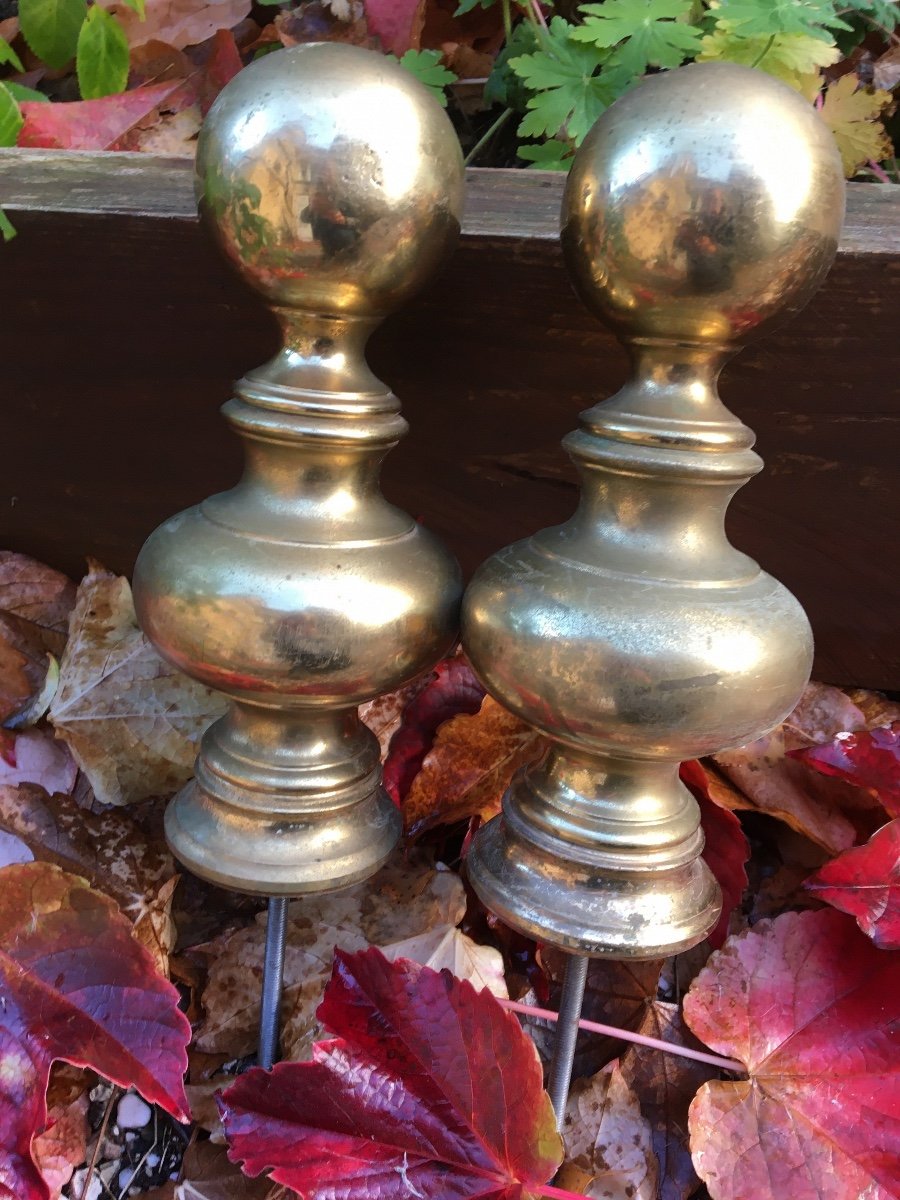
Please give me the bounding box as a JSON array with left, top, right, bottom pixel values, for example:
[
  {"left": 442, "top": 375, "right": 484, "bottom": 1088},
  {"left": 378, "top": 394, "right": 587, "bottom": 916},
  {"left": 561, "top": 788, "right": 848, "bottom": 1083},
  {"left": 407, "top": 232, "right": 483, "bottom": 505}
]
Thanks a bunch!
[
  {"left": 133, "top": 43, "right": 464, "bottom": 894},
  {"left": 463, "top": 63, "right": 845, "bottom": 958}
]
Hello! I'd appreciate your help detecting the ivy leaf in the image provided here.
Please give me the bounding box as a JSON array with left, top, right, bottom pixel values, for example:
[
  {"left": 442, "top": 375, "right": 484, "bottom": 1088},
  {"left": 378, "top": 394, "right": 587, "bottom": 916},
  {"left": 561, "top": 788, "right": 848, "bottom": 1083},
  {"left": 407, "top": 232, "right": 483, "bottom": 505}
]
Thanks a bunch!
[
  {"left": 19, "top": 0, "right": 87, "bottom": 71},
  {"left": 76, "top": 5, "right": 129, "bottom": 99},
  {"left": 698, "top": 29, "right": 840, "bottom": 100},
  {"left": 807, "top": 819, "right": 900, "bottom": 949},
  {"left": 219, "top": 947, "right": 563, "bottom": 1199},
  {"left": 0, "top": 36, "right": 24, "bottom": 71},
  {"left": 518, "top": 138, "right": 576, "bottom": 169},
  {"left": 0, "top": 82, "right": 23, "bottom": 149},
  {"left": 571, "top": 0, "right": 703, "bottom": 73},
  {"left": 510, "top": 16, "right": 622, "bottom": 144},
  {"left": 395, "top": 48, "right": 457, "bottom": 106},
  {"left": 710, "top": 0, "right": 852, "bottom": 41},
  {"left": 685, "top": 909, "right": 900, "bottom": 1200},
  {"left": 0, "top": 862, "right": 190, "bottom": 1200},
  {"left": 790, "top": 720, "right": 900, "bottom": 815}
]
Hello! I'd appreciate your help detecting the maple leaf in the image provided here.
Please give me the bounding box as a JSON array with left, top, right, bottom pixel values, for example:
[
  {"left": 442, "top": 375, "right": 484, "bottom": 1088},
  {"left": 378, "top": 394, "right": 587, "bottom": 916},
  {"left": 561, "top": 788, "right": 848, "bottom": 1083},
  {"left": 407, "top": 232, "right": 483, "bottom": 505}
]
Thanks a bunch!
[
  {"left": 620, "top": 1001, "right": 719, "bottom": 1200},
  {"left": 48, "top": 562, "right": 226, "bottom": 805},
  {"left": 381, "top": 655, "right": 484, "bottom": 804},
  {"left": 196, "top": 850, "right": 469, "bottom": 1060},
  {"left": 510, "top": 17, "right": 623, "bottom": 145},
  {"left": 789, "top": 721, "right": 900, "bottom": 816},
  {"left": 0, "top": 862, "right": 190, "bottom": 1200},
  {"left": 681, "top": 760, "right": 750, "bottom": 949},
  {"left": 571, "top": 0, "right": 703, "bottom": 74},
  {"left": 806, "top": 818, "right": 900, "bottom": 949},
  {"left": 0, "top": 552, "right": 75, "bottom": 726},
  {"left": 697, "top": 29, "right": 840, "bottom": 100},
  {"left": 558, "top": 1063, "right": 657, "bottom": 1199},
  {"left": 219, "top": 947, "right": 563, "bottom": 1199},
  {"left": 404, "top": 694, "right": 544, "bottom": 837},
  {"left": 684, "top": 909, "right": 900, "bottom": 1200},
  {"left": 820, "top": 73, "right": 893, "bottom": 177}
]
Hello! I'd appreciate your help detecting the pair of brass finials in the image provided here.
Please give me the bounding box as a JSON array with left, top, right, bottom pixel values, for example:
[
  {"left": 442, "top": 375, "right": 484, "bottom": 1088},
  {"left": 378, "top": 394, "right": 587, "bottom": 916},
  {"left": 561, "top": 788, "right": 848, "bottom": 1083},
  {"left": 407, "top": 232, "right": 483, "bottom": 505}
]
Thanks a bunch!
[{"left": 133, "top": 42, "right": 845, "bottom": 1111}]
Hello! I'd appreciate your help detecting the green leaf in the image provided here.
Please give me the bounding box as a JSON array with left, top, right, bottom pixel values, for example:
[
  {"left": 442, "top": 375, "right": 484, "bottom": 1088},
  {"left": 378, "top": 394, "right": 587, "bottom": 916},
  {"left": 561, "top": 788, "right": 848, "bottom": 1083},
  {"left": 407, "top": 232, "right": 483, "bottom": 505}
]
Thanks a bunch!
[
  {"left": 76, "top": 5, "right": 129, "bottom": 100},
  {"left": 710, "top": 0, "right": 851, "bottom": 42},
  {"left": 485, "top": 19, "right": 538, "bottom": 108},
  {"left": 517, "top": 138, "right": 575, "bottom": 169},
  {"left": 0, "top": 81, "right": 24, "bottom": 147},
  {"left": 4, "top": 82, "right": 51, "bottom": 102},
  {"left": 394, "top": 49, "right": 457, "bottom": 106},
  {"left": 698, "top": 28, "right": 840, "bottom": 99},
  {"left": 842, "top": 0, "right": 900, "bottom": 31},
  {"left": 0, "top": 207, "right": 17, "bottom": 242},
  {"left": 19, "top": 0, "right": 87, "bottom": 70},
  {"left": 455, "top": 0, "right": 495, "bottom": 14},
  {"left": 0, "top": 36, "right": 25, "bottom": 72},
  {"left": 510, "top": 16, "right": 624, "bottom": 144},
  {"left": 572, "top": 0, "right": 703, "bottom": 72}
]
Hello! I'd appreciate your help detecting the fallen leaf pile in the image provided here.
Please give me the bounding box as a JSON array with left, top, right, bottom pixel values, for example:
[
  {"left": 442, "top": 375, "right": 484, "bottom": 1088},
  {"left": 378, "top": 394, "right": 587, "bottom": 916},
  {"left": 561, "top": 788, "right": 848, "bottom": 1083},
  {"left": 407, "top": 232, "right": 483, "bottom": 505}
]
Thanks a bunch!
[{"left": 0, "top": 550, "right": 899, "bottom": 1200}]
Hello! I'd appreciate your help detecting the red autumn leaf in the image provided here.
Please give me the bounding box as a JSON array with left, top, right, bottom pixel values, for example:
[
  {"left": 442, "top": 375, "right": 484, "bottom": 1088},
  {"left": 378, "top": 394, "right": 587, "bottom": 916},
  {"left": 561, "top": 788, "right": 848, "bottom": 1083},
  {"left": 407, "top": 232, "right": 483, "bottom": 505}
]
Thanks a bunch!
[
  {"left": 684, "top": 909, "right": 900, "bottom": 1200},
  {"left": 681, "top": 761, "right": 750, "bottom": 949},
  {"left": 364, "top": 0, "right": 424, "bottom": 56},
  {"left": 382, "top": 656, "right": 484, "bottom": 803},
  {"left": 806, "top": 818, "right": 900, "bottom": 948},
  {"left": 0, "top": 862, "right": 190, "bottom": 1200},
  {"left": 790, "top": 722, "right": 900, "bottom": 817},
  {"left": 219, "top": 946, "right": 562, "bottom": 1199},
  {"left": 17, "top": 82, "right": 181, "bottom": 149}
]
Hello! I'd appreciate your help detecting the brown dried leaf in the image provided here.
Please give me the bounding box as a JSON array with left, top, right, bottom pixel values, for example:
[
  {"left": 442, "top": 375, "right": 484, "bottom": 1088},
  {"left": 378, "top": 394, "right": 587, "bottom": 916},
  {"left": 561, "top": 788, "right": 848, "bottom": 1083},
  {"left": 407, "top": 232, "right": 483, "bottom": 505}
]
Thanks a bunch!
[
  {"left": 196, "top": 852, "right": 465, "bottom": 1059},
  {"left": 404, "top": 694, "right": 544, "bottom": 837},
  {"left": 101, "top": 0, "right": 252, "bottom": 49},
  {"left": 710, "top": 682, "right": 889, "bottom": 854},
  {"left": 0, "top": 783, "right": 176, "bottom": 971},
  {"left": 620, "top": 1001, "right": 719, "bottom": 1200},
  {"left": 359, "top": 672, "right": 432, "bottom": 759},
  {"left": 176, "top": 1140, "right": 279, "bottom": 1199},
  {"left": 48, "top": 562, "right": 226, "bottom": 806},
  {"left": 558, "top": 1064, "right": 658, "bottom": 1200},
  {"left": 536, "top": 949, "right": 663, "bottom": 1077},
  {"left": 380, "top": 924, "right": 508, "bottom": 997},
  {"left": 0, "top": 552, "right": 75, "bottom": 725}
]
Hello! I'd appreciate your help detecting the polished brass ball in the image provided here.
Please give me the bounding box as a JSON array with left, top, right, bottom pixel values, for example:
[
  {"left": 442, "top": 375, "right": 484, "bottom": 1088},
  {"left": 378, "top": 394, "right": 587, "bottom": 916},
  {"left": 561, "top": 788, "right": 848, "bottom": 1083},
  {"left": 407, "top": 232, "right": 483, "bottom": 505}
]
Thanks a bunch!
[
  {"left": 196, "top": 42, "right": 465, "bottom": 316},
  {"left": 562, "top": 62, "right": 845, "bottom": 343}
]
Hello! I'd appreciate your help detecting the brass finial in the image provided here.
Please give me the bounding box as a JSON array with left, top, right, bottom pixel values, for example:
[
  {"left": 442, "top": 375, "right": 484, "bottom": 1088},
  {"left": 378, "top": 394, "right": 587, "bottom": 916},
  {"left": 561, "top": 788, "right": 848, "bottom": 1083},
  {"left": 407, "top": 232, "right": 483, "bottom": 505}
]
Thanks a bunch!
[
  {"left": 463, "top": 62, "right": 845, "bottom": 959},
  {"left": 133, "top": 43, "right": 465, "bottom": 897}
]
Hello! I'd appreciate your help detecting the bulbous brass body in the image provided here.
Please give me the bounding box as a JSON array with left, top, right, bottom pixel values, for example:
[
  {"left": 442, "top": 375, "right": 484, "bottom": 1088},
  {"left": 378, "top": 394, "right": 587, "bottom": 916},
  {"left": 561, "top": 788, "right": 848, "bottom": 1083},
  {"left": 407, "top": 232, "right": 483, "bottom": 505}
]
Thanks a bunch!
[
  {"left": 464, "top": 63, "right": 845, "bottom": 958},
  {"left": 133, "top": 43, "right": 465, "bottom": 894}
]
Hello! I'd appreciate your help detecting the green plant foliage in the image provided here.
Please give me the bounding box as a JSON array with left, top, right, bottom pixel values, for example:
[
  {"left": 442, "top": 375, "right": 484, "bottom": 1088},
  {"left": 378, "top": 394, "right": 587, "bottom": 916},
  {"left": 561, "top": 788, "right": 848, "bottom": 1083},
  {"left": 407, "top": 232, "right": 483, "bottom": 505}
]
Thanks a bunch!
[
  {"left": 0, "top": 208, "right": 16, "bottom": 242},
  {"left": 0, "top": 36, "right": 24, "bottom": 71},
  {"left": 711, "top": 0, "right": 851, "bottom": 41},
  {"left": 571, "top": 0, "right": 703, "bottom": 73},
  {"left": 484, "top": 19, "right": 538, "bottom": 108},
  {"left": 0, "top": 81, "right": 24, "bottom": 147},
  {"left": 3, "top": 82, "right": 51, "bottom": 102},
  {"left": 394, "top": 48, "right": 458, "bottom": 106},
  {"left": 19, "top": 0, "right": 87, "bottom": 70},
  {"left": 76, "top": 4, "right": 130, "bottom": 99},
  {"left": 698, "top": 29, "right": 840, "bottom": 98},
  {"left": 517, "top": 137, "right": 575, "bottom": 168},
  {"left": 510, "top": 17, "right": 627, "bottom": 143}
]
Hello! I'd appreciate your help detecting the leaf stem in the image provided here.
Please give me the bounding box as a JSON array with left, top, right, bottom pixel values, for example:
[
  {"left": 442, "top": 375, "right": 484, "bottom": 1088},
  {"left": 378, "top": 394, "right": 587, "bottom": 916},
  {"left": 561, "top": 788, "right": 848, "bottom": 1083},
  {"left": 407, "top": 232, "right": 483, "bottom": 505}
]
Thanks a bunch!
[
  {"left": 465, "top": 106, "right": 515, "bottom": 165},
  {"left": 750, "top": 33, "right": 775, "bottom": 68},
  {"left": 501, "top": 998, "right": 745, "bottom": 1073}
]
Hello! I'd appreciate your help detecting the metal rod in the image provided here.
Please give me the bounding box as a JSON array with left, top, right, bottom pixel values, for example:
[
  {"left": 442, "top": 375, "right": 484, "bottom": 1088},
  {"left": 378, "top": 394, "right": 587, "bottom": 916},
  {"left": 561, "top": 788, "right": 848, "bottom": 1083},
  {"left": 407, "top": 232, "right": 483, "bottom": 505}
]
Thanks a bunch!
[
  {"left": 547, "top": 953, "right": 589, "bottom": 1127},
  {"left": 258, "top": 896, "right": 289, "bottom": 1070}
]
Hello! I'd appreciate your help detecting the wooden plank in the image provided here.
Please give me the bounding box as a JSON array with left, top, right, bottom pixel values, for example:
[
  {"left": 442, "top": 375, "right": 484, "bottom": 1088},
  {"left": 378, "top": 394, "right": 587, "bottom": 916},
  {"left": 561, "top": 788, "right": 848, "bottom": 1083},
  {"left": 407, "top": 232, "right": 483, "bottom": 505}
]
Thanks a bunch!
[{"left": 1, "top": 151, "right": 899, "bottom": 687}]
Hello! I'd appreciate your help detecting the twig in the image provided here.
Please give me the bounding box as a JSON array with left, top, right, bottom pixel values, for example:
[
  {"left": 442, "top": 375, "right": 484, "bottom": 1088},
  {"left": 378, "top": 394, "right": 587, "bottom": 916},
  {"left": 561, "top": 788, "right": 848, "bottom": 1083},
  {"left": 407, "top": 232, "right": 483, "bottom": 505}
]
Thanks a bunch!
[
  {"left": 465, "top": 108, "right": 515, "bottom": 165},
  {"left": 78, "top": 1087, "right": 120, "bottom": 1200},
  {"left": 501, "top": 997, "right": 744, "bottom": 1073}
]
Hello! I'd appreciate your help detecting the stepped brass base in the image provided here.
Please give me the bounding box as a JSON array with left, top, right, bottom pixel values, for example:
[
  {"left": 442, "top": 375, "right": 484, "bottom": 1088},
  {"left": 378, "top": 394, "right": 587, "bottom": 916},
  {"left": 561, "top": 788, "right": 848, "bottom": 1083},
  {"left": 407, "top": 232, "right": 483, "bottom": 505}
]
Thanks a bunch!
[{"left": 164, "top": 704, "right": 401, "bottom": 895}]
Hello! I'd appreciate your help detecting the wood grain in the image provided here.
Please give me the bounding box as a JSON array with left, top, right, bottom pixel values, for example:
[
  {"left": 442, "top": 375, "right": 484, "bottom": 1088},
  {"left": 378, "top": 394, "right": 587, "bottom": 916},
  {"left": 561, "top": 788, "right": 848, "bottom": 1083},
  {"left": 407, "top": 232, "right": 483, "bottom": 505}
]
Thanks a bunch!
[{"left": 1, "top": 151, "right": 898, "bottom": 687}]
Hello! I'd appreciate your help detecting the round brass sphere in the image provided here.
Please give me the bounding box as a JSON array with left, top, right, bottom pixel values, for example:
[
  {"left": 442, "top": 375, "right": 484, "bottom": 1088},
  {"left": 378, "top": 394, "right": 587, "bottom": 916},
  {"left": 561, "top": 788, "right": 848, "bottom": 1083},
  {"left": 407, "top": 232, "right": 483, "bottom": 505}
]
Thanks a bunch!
[
  {"left": 562, "top": 61, "right": 845, "bottom": 344},
  {"left": 196, "top": 41, "right": 465, "bottom": 317}
]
